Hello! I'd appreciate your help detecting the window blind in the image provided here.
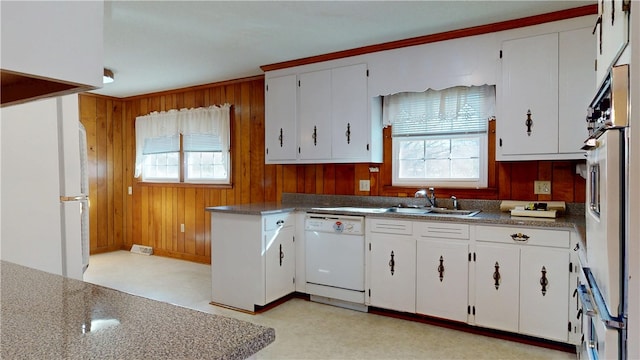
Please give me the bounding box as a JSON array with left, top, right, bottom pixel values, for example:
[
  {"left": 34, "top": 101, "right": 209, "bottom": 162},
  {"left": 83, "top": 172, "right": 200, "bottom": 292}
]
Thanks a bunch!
[
  {"left": 183, "top": 134, "right": 223, "bottom": 152},
  {"left": 142, "top": 134, "right": 179, "bottom": 155},
  {"left": 385, "top": 85, "right": 495, "bottom": 137}
]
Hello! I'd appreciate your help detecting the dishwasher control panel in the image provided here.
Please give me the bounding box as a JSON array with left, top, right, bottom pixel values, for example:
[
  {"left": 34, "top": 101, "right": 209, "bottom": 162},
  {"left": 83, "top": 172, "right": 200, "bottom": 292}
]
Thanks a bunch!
[{"left": 305, "top": 215, "right": 364, "bottom": 235}]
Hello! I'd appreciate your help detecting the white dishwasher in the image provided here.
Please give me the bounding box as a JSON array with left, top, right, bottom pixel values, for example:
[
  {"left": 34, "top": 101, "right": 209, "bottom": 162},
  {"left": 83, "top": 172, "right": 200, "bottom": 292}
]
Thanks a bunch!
[{"left": 305, "top": 214, "right": 367, "bottom": 311}]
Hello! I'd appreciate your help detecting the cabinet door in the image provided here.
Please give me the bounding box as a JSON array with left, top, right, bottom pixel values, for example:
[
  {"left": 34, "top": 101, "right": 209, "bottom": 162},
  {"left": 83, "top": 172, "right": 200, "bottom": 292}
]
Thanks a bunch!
[
  {"left": 596, "top": 0, "right": 629, "bottom": 86},
  {"left": 499, "top": 33, "right": 559, "bottom": 156},
  {"left": 369, "top": 233, "right": 416, "bottom": 313},
  {"left": 265, "top": 75, "right": 297, "bottom": 162},
  {"left": 474, "top": 243, "right": 520, "bottom": 333},
  {"left": 331, "top": 64, "right": 369, "bottom": 160},
  {"left": 298, "top": 69, "right": 332, "bottom": 160},
  {"left": 519, "top": 246, "right": 570, "bottom": 342},
  {"left": 558, "top": 27, "right": 593, "bottom": 154},
  {"left": 416, "top": 239, "right": 469, "bottom": 322},
  {"left": 265, "top": 226, "right": 296, "bottom": 304}
]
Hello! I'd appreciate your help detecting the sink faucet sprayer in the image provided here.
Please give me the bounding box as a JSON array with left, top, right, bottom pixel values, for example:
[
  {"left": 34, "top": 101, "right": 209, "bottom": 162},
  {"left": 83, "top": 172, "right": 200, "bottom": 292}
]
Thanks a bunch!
[
  {"left": 415, "top": 188, "right": 436, "bottom": 208},
  {"left": 451, "top": 195, "right": 458, "bottom": 210}
]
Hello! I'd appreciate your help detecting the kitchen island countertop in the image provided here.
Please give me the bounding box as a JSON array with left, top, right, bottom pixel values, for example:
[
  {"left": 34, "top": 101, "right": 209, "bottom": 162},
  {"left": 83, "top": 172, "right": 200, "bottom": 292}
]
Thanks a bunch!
[{"left": 0, "top": 261, "right": 275, "bottom": 360}]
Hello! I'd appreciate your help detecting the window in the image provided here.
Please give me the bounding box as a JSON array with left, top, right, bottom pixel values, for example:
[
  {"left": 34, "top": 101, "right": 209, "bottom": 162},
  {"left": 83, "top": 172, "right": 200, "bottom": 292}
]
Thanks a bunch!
[
  {"left": 135, "top": 104, "right": 231, "bottom": 184},
  {"left": 384, "top": 85, "right": 495, "bottom": 188}
]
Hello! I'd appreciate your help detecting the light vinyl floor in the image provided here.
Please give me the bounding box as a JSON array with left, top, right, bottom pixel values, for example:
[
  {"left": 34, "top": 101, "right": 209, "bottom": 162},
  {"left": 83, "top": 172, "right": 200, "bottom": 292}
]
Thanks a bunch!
[{"left": 84, "top": 251, "right": 577, "bottom": 360}]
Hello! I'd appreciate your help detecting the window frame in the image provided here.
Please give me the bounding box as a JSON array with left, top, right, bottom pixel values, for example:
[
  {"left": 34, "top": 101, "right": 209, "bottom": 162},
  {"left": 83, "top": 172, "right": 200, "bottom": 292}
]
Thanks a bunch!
[{"left": 392, "top": 132, "right": 488, "bottom": 188}]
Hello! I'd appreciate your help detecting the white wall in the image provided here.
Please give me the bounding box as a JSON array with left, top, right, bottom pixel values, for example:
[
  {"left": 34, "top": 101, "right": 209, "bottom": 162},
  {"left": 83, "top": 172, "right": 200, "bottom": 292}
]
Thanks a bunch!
[{"left": 0, "top": 98, "right": 64, "bottom": 274}]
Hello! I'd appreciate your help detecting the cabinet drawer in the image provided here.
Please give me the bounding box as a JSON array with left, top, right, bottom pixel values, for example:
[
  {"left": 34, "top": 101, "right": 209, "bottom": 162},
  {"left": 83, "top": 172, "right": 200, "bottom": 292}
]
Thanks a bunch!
[
  {"left": 264, "top": 212, "right": 294, "bottom": 231},
  {"left": 476, "top": 226, "right": 569, "bottom": 248},
  {"left": 416, "top": 222, "right": 469, "bottom": 240},
  {"left": 368, "top": 218, "right": 413, "bottom": 235}
]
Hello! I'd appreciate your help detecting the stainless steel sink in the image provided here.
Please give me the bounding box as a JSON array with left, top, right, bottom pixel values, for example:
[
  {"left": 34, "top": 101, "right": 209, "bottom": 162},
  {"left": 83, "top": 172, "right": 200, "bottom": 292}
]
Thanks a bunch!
[
  {"left": 385, "top": 207, "right": 432, "bottom": 215},
  {"left": 427, "top": 208, "right": 482, "bottom": 217},
  {"left": 385, "top": 207, "right": 481, "bottom": 217}
]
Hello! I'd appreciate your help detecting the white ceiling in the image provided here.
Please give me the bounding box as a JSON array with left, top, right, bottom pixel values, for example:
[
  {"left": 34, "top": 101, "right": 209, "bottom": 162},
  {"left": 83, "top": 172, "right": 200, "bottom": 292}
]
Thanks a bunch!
[{"left": 93, "top": 0, "right": 594, "bottom": 98}]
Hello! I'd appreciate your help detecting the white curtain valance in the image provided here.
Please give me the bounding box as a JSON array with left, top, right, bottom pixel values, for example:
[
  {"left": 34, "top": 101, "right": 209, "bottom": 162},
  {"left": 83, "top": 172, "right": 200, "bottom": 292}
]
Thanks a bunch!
[{"left": 134, "top": 104, "right": 231, "bottom": 178}]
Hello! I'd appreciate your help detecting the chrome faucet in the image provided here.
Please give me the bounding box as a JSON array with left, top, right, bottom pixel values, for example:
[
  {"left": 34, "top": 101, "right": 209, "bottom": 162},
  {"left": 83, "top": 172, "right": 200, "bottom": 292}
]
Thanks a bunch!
[
  {"left": 451, "top": 195, "right": 458, "bottom": 210},
  {"left": 415, "top": 188, "right": 436, "bottom": 208}
]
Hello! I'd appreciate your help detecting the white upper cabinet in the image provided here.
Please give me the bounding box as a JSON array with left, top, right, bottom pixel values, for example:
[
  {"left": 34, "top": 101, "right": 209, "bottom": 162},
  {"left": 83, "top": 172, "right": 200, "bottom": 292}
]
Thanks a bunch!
[
  {"left": 497, "top": 26, "right": 594, "bottom": 161},
  {"left": 1, "top": 1, "right": 103, "bottom": 107},
  {"left": 265, "top": 75, "right": 298, "bottom": 162},
  {"left": 594, "top": 0, "right": 631, "bottom": 86},
  {"left": 264, "top": 63, "right": 381, "bottom": 164},
  {"left": 298, "top": 69, "right": 333, "bottom": 160},
  {"left": 331, "top": 64, "right": 370, "bottom": 160},
  {"left": 498, "top": 33, "right": 559, "bottom": 158}
]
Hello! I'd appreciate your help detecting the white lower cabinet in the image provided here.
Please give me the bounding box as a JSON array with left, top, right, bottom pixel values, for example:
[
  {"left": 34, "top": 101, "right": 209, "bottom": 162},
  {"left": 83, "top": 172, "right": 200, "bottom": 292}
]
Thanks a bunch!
[
  {"left": 265, "top": 225, "right": 296, "bottom": 304},
  {"left": 416, "top": 222, "right": 470, "bottom": 323},
  {"left": 473, "top": 225, "right": 571, "bottom": 343},
  {"left": 211, "top": 211, "right": 295, "bottom": 312},
  {"left": 519, "top": 246, "right": 570, "bottom": 341},
  {"left": 367, "top": 218, "right": 416, "bottom": 313},
  {"left": 473, "top": 242, "right": 521, "bottom": 333}
]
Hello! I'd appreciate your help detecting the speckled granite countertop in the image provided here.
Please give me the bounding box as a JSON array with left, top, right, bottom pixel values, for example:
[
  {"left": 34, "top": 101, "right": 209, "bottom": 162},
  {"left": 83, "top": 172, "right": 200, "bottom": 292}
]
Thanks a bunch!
[
  {"left": 0, "top": 261, "right": 275, "bottom": 360},
  {"left": 206, "top": 193, "right": 585, "bottom": 235}
]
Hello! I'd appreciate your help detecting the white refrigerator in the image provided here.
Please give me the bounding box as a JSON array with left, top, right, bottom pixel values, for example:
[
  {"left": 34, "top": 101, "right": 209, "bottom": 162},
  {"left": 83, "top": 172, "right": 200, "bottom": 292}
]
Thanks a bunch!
[{"left": 1, "top": 94, "right": 89, "bottom": 280}]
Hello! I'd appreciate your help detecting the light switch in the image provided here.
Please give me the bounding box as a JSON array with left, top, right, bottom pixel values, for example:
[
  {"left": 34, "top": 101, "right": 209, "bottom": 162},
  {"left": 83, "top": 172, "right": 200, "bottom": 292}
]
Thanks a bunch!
[
  {"left": 359, "top": 180, "right": 370, "bottom": 191},
  {"left": 534, "top": 181, "right": 551, "bottom": 195}
]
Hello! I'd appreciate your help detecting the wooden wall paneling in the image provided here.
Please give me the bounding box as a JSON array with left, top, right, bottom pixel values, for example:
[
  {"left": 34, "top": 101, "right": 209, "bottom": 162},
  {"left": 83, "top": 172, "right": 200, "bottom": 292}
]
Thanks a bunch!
[
  {"left": 274, "top": 165, "right": 284, "bottom": 203},
  {"left": 574, "top": 163, "right": 586, "bottom": 203},
  {"left": 138, "top": 185, "right": 148, "bottom": 247},
  {"left": 226, "top": 85, "right": 238, "bottom": 205},
  {"left": 304, "top": 165, "right": 316, "bottom": 193},
  {"left": 315, "top": 164, "right": 324, "bottom": 194},
  {"left": 335, "top": 164, "right": 355, "bottom": 195},
  {"left": 551, "top": 161, "right": 576, "bottom": 202},
  {"left": 111, "top": 100, "right": 124, "bottom": 248},
  {"left": 264, "top": 164, "right": 277, "bottom": 202},
  {"left": 184, "top": 188, "right": 196, "bottom": 255},
  {"left": 283, "top": 165, "right": 298, "bottom": 193},
  {"left": 195, "top": 187, "right": 206, "bottom": 257},
  {"left": 537, "top": 161, "right": 553, "bottom": 202},
  {"left": 509, "top": 161, "right": 538, "bottom": 200},
  {"left": 95, "top": 97, "right": 109, "bottom": 248},
  {"left": 296, "top": 166, "right": 306, "bottom": 193},
  {"left": 152, "top": 186, "right": 163, "bottom": 250},
  {"left": 239, "top": 82, "right": 253, "bottom": 204},
  {"left": 497, "top": 162, "right": 512, "bottom": 200},
  {"left": 250, "top": 81, "right": 265, "bottom": 203},
  {"left": 323, "top": 164, "right": 336, "bottom": 195},
  {"left": 172, "top": 187, "right": 180, "bottom": 252},
  {"left": 177, "top": 187, "right": 186, "bottom": 253}
]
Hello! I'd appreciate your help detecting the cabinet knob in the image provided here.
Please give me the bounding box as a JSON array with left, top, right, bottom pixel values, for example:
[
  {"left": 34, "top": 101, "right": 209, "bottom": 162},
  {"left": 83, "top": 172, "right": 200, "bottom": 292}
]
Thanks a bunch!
[
  {"left": 525, "top": 109, "right": 533, "bottom": 136},
  {"left": 345, "top": 122, "right": 351, "bottom": 144},
  {"left": 493, "top": 262, "right": 501, "bottom": 290},
  {"left": 388, "top": 251, "right": 395, "bottom": 276},
  {"left": 540, "top": 266, "right": 548, "bottom": 296},
  {"left": 437, "top": 255, "right": 445, "bottom": 282}
]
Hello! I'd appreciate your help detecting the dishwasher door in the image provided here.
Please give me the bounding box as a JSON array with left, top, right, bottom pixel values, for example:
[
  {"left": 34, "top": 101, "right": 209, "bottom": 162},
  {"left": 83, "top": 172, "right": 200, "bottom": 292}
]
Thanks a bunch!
[
  {"left": 305, "top": 230, "right": 365, "bottom": 291},
  {"left": 304, "top": 215, "right": 365, "bottom": 294}
]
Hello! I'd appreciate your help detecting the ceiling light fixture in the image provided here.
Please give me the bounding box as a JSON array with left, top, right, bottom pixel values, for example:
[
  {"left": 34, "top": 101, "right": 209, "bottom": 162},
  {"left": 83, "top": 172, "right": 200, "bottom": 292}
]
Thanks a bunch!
[{"left": 103, "top": 68, "right": 114, "bottom": 84}]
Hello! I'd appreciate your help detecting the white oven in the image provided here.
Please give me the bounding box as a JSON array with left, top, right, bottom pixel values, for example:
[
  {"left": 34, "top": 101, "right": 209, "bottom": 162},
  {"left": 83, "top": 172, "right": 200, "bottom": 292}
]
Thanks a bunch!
[
  {"left": 579, "top": 64, "right": 629, "bottom": 360},
  {"left": 304, "top": 214, "right": 367, "bottom": 311}
]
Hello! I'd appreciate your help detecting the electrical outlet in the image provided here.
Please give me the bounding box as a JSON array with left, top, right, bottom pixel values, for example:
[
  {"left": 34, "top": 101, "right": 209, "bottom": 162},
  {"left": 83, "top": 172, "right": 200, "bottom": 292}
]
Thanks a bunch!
[
  {"left": 534, "top": 181, "right": 551, "bottom": 195},
  {"left": 180, "top": 224, "right": 185, "bottom": 233},
  {"left": 359, "top": 180, "right": 370, "bottom": 191}
]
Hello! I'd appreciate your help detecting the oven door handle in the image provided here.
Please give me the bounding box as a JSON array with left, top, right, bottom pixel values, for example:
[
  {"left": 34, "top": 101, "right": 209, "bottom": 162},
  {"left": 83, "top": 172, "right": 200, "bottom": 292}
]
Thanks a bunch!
[
  {"left": 582, "top": 268, "right": 627, "bottom": 329},
  {"left": 577, "top": 283, "right": 597, "bottom": 317}
]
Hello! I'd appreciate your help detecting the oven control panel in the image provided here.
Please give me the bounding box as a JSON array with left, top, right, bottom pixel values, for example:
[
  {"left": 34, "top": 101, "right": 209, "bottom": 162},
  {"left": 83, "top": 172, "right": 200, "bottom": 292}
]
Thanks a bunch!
[{"left": 305, "top": 215, "right": 364, "bottom": 235}]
